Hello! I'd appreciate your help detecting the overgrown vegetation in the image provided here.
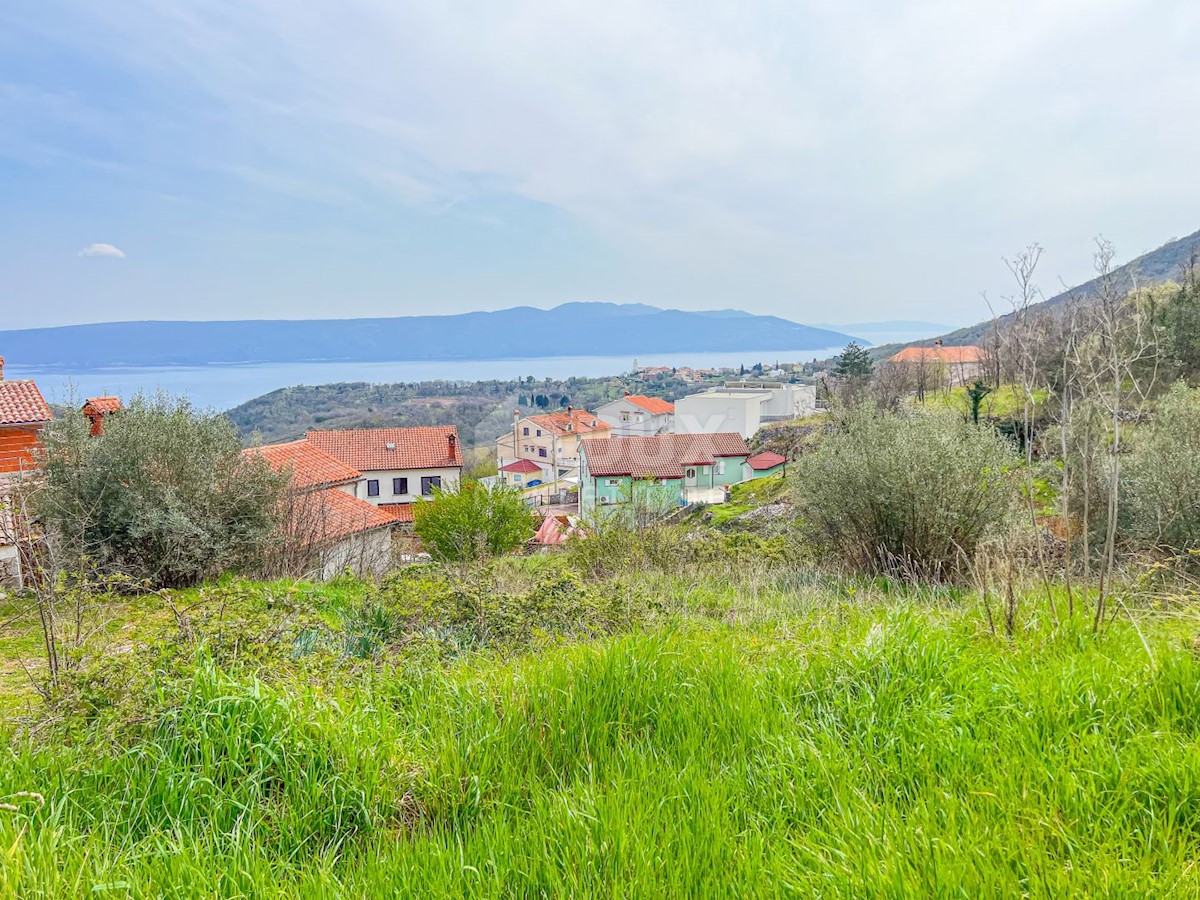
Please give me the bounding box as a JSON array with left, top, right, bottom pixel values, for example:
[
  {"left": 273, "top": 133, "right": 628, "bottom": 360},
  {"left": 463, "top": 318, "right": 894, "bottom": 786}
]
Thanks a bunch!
[
  {"left": 30, "top": 393, "right": 287, "bottom": 588},
  {"left": 412, "top": 482, "right": 538, "bottom": 562},
  {"left": 793, "top": 405, "right": 1017, "bottom": 578}
]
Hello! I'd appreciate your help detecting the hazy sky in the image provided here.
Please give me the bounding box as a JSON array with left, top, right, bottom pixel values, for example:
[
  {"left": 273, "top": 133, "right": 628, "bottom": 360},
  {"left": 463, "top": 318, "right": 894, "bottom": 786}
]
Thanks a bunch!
[{"left": 3, "top": 0, "right": 1199, "bottom": 330}]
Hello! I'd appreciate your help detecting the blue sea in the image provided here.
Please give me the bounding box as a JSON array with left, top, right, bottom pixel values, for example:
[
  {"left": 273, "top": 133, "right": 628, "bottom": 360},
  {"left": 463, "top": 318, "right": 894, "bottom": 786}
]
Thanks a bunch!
[{"left": 7, "top": 331, "right": 934, "bottom": 411}]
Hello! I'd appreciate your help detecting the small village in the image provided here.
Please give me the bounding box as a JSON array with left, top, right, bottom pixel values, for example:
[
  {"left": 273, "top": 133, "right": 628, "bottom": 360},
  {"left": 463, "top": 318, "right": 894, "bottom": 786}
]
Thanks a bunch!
[{"left": 0, "top": 342, "right": 988, "bottom": 587}]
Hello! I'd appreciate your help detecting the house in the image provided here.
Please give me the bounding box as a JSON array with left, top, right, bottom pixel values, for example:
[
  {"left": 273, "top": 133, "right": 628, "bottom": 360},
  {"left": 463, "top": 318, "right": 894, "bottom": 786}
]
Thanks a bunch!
[
  {"left": 579, "top": 432, "right": 753, "bottom": 516},
  {"left": 674, "top": 381, "right": 817, "bottom": 438},
  {"left": 81, "top": 396, "right": 123, "bottom": 436},
  {"left": 595, "top": 392, "right": 674, "bottom": 437},
  {"left": 494, "top": 407, "right": 611, "bottom": 501},
  {"left": 745, "top": 450, "right": 787, "bottom": 478},
  {"left": 0, "top": 356, "right": 53, "bottom": 586},
  {"left": 498, "top": 457, "right": 545, "bottom": 489},
  {"left": 887, "top": 340, "right": 986, "bottom": 388},
  {"left": 246, "top": 438, "right": 395, "bottom": 578},
  {"left": 307, "top": 425, "right": 463, "bottom": 511}
]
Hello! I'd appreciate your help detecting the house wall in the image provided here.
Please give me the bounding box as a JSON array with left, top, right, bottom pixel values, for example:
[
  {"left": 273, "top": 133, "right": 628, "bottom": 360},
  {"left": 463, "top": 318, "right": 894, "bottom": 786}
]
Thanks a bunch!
[
  {"left": 743, "top": 462, "right": 785, "bottom": 480},
  {"left": 596, "top": 399, "right": 672, "bottom": 437},
  {"left": 579, "top": 450, "right": 749, "bottom": 516},
  {"left": 0, "top": 425, "right": 42, "bottom": 476},
  {"left": 674, "top": 394, "right": 766, "bottom": 439},
  {"left": 356, "top": 466, "right": 460, "bottom": 505},
  {"left": 0, "top": 544, "right": 19, "bottom": 587},
  {"left": 316, "top": 529, "right": 393, "bottom": 579}
]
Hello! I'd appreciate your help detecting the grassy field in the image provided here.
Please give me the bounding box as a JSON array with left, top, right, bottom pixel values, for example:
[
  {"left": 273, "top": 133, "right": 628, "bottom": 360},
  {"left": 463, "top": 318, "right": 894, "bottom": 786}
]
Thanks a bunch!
[{"left": 2, "top": 560, "right": 1199, "bottom": 897}]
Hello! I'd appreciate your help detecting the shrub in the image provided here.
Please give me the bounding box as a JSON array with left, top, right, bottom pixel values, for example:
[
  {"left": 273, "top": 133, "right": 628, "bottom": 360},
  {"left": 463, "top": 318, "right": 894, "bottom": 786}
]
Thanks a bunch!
[
  {"left": 1122, "top": 382, "right": 1200, "bottom": 555},
  {"left": 33, "top": 393, "right": 288, "bottom": 588},
  {"left": 412, "top": 481, "right": 537, "bottom": 562},
  {"left": 792, "top": 406, "right": 1017, "bottom": 578}
]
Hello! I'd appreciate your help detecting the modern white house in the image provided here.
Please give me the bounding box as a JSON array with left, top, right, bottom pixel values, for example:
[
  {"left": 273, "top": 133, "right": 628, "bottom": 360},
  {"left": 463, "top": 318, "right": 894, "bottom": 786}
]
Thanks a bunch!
[
  {"left": 675, "top": 382, "right": 817, "bottom": 439},
  {"left": 595, "top": 393, "right": 675, "bottom": 437}
]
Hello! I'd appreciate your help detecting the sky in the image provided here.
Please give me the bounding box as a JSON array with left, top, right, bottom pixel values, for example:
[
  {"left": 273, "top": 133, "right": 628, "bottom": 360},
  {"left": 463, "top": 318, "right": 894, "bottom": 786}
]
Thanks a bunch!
[{"left": 3, "top": 0, "right": 1199, "bottom": 331}]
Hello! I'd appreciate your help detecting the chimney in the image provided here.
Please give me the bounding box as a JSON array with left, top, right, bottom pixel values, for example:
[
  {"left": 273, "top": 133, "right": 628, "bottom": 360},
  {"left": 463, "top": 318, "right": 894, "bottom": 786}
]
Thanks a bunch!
[
  {"left": 448, "top": 432, "right": 457, "bottom": 457},
  {"left": 567, "top": 405, "right": 573, "bottom": 414},
  {"left": 934, "top": 339, "right": 944, "bottom": 349},
  {"left": 513, "top": 409, "right": 521, "bottom": 422},
  {"left": 623, "top": 389, "right": 631, "bottom": 396},
  {"left": 0, "top": 355, "right": 5, "bottom": 381}
]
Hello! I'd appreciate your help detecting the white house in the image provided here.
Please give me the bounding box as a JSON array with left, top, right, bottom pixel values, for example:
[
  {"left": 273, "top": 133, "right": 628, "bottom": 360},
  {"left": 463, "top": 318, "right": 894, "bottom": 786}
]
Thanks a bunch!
[
  {"left": 246, "top": 438, "right": 396, "bottom": 579},
  {"left": 675, "top": 382, "right": 817, "bottom": 439},
  {"left": 307, "top": 425, "right": 463, "bottom": 515},
  {"left": 595, "top": 393, "right": 675, "bottom": 437}
]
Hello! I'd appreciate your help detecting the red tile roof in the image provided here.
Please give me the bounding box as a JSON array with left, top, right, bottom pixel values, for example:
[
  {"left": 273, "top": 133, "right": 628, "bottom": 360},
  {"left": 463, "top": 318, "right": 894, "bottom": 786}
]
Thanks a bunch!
[
  {"left": 0, "top": 379, "right": 52, "bottom": 427},
  {"left": 624, "top": 395, "right": 674, "bottom": 415},
  {"left": 246, "top": 439, "right": 361, "bottom": 490},
  {"left": 581, "top": 433, "right": 749, "bottom": 479},
  {"left": 889, "top": 345, "right": 985, "bottom": 365},
  {"left": 525, "top": 409, "right": 610, "bottom": 437},
  {"left": 746, "top": 450, "right": 787, "bottom": 471},
  {"left": 533, "top": 514, "right": 585, "bottom": 545},
  {"left": 307, "top": 426, "right": 463, "bottom": 472},
  {"left": 500, "top": 458, "right": 542, "bottom": 474},
  {"left": 378, "top": 502, "right": 416, "bottom": 523},
  {"left": 82, "top": 396, "right": 123, "bottom": 415},
  {"left": 295, "top": 487, "right": 395, "bottom": 541}
]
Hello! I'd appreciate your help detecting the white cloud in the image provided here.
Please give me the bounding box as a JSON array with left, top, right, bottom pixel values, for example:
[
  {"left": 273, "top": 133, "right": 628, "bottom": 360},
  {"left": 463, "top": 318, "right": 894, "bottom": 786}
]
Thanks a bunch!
[{"left": 78, "top": 242, "right": 126, "bottom": 259}]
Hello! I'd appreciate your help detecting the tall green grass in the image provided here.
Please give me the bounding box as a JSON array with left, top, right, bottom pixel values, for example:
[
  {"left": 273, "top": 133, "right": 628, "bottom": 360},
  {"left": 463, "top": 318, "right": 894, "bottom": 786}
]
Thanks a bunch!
[{"left": 2, "top": 580, "right": 1199, "bottom": 896}]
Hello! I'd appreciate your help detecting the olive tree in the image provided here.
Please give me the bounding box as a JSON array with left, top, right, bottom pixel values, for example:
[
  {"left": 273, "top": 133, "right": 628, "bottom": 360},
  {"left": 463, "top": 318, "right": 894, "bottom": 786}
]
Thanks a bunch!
[
  {"left": 793, "top": 406, "right": 1018, "bottom": 579},
  {"left": 33, "top": 393, "right": 287, "bottom": 588}
]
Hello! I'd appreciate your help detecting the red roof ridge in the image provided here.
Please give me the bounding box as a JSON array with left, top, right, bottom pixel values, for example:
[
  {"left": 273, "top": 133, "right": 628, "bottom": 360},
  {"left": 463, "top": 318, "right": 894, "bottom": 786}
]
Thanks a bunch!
[{"left": 246, "top": 438, "right": 362, "bottom": 490}]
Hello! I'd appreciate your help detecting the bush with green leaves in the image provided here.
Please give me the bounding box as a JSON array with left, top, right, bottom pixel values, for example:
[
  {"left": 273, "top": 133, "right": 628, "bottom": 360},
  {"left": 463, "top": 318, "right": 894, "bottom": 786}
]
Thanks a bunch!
[
  {"left": 792, "top": 406, "right": 1018, "bottom": 578},
  {"left": 33, "top": 393, "right": 288, "bottom": 588},
  {"left": 1122, "top": 381, "right": 1200, "bottom": 555},
  {"left": 412, "top": 481, "right": 537, "bottom": 562}
]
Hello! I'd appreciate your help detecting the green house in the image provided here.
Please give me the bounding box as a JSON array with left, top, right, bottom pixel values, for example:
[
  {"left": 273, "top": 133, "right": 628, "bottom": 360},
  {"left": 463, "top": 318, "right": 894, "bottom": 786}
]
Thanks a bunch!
[{"left": 579, "top": 433, "right": 753, "bottom": 517}]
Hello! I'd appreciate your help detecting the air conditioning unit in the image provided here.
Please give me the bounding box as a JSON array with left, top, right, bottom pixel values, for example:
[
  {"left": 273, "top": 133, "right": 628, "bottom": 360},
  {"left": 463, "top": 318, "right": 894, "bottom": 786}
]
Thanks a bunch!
[{"left": 599, "top": 496, "right": 613, "bottom": 505}]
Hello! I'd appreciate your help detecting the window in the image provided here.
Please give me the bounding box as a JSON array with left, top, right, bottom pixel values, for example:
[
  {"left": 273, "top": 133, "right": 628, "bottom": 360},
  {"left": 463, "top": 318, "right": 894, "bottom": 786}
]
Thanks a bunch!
[
  {"left": 367, "top": 479, "right": 380, "bottom": 497},
  {"left": 420, "top": 475, "right": 441, "bottom": 496},
  {"left": 620, "top": 412, "right": 630, "bottom": 422},
  {"left": 513, "top": 474, "right": 522, "bottom": 483},
  {"left": 522, "top": 427, "right": 529, "bottom": 436},
  {"left": 393, "top": 477, "right": 408, "bottom": 495},
  {"left": 685, "top": 468, "right": 697, "bottom": 480},
  {"left": 538, "top": 448, "right": 547, "bottom": 458},
  {"left": 715, "top": 460, "right": 725, "bottom": 475},
  {"left": 606, "top": 478, "right": 620, "bottom": 486},
  {"left": 536, "top": 429, "right": 542, "bottom": 437}
]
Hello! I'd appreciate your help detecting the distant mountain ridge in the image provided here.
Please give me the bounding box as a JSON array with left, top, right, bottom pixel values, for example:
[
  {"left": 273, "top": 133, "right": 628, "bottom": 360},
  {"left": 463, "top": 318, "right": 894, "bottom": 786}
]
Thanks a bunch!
[{"left": 0, "top": 303, "right": 857, "bottom": 370}]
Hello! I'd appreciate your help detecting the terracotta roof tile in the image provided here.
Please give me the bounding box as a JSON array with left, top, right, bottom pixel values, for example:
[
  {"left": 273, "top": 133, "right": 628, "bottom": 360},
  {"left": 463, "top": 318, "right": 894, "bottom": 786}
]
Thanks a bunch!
[
  {"left": 0, "top": 380, "right": 52, "bottom": 427},
  {"left": 524, "top": 409, "right": 610, "bottom": 436},
  {"left": 82, "top": 396, "right": 123, "bottom": 415},
  {"left": 307, "top": 426, "right": 463, "bottom": 472},
  {"left": 500, "top": 458, "right": 542, "bottom": 474},
  {"left": 746, "top": 450, "right": 787, "bottom": 471},
  {"left": 581, "top": 433, "right": 748, "bottom": 479},
  {"left": 246, "top": 439, "right": 361, "bottom": 490},
  {"left": 888, "top": 345, "right": 985, "bottom": 365},
  {"left": 295, "top": 488, "right": 395, "bottom": 541},
  {"left": 378, "top": 502, "right": 416, "bottom": 523},
  {"left": 624, "top": 395, "right": 674, "bottom": 414}
]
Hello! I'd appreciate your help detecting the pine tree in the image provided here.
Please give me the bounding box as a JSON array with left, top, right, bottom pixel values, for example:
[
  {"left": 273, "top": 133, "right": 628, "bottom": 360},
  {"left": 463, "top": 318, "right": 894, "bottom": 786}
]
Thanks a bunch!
[{"left": 834, "top": 341, "right": 873, "bottom": 377}]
